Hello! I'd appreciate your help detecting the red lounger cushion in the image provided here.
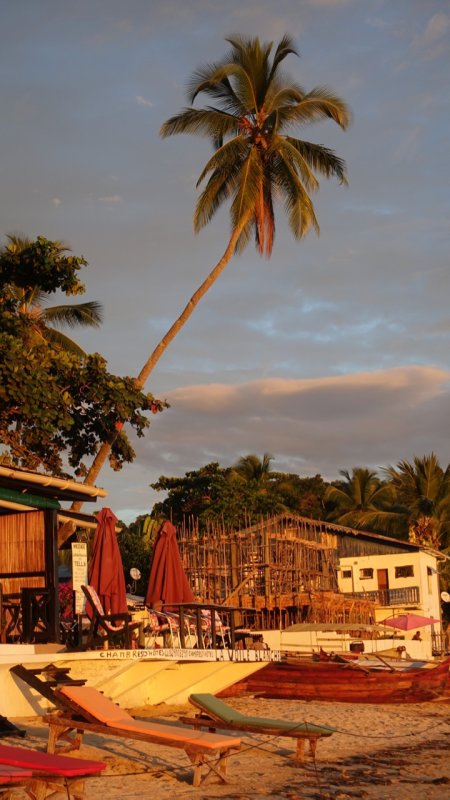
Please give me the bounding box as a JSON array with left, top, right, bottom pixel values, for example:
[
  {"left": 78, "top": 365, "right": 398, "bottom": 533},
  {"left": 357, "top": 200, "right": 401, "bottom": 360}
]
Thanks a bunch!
[
  {"left": 0, "top": 744, "right": 106, "bottom": 777},
  {"left": 0, "top": 764, "right": 33, "bottom": 784}
]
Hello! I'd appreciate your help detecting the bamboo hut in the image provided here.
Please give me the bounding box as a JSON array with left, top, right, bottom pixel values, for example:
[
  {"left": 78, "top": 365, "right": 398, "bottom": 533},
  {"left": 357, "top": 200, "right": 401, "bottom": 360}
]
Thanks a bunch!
[{"left": 0, "top": 466, "right": 107, "bottom": 644}]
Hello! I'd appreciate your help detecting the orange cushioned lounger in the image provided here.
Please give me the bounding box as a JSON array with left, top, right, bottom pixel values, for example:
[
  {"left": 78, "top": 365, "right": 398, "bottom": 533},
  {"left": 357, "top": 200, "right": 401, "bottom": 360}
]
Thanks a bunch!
[{"left": 45, "top": 684, "right": 240, "bottom": 787}]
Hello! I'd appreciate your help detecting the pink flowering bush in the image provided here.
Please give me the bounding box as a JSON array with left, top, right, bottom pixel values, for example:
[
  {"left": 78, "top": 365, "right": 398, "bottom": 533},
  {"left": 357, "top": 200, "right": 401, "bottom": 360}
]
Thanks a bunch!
[{"left": 58, "top": 581, "right": 74, "bottom": 620}]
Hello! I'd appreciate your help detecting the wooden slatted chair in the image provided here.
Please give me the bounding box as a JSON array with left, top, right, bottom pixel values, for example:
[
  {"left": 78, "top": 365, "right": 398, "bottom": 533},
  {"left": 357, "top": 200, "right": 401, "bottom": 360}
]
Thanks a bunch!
[
  {"left": 81, "top": 585, "right": 141, "bottom": 649},
  {"left": 180, "top": 693, "right": 336, "bottom": 762}
]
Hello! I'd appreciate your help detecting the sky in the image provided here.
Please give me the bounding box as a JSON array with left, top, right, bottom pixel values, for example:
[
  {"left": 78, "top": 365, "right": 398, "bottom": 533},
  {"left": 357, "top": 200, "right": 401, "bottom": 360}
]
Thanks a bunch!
[{"left": 1, "top": 0, "right": 450, "bottom": 523}]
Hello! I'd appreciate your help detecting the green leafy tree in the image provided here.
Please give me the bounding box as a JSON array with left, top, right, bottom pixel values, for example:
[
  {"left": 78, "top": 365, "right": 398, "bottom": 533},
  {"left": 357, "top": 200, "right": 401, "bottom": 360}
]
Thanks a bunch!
[
  {"left": 0, "top": 235, "right": 166, "bottom": 475},
  {"left": 274, "top": 473, "right": 327, "bottom": 519},
  {"left": 1, "top": 234, "right": 103, "bottom": 356},
  {"left": 81, "top": 33, "right": 350, "bottom": 492},
  {"left": 118, "top": 523, "right": 152, "bottom": 597},
  {"left": 151, "top": 458, "right": 326, "bottom": 530},
  {"left": 151, "top": 463, "right": 230, "bottom": 526}
]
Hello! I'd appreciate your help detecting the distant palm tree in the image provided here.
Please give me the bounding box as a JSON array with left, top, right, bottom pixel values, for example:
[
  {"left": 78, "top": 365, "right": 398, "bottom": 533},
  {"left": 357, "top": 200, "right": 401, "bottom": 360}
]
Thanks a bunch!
[
  {"left": 325, "top": 467, "right": 398, "bottom": 533},
  {"left": 384, "top": 454, "right": 450, "bottom": 549},
  {"left": 3, "top": 234, "right": 102, "bottom": 356},
  {"left": 80, "top": 32, "right": 350, "bottom": 492},
  {"left": 232, "top": 453, "right": 274, "bottom": 483}
]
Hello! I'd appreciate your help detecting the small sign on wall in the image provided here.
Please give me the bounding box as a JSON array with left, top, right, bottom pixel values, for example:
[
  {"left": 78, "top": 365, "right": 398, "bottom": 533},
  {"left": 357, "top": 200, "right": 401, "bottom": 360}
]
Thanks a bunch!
[{"left": 71, "top": 542, "right": 88, "bottom": 614}]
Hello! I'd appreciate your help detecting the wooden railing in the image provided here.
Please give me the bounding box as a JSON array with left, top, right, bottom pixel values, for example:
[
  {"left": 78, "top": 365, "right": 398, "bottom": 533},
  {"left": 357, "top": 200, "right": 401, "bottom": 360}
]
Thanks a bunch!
[{"left": 345, "top": 586, "right": 420, "bottom": 607}]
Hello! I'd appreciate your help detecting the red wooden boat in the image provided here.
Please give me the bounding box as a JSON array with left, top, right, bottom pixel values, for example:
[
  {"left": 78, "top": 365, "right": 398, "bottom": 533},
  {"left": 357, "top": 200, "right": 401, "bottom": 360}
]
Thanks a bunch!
[{"left": 221, "top": 654, "right": 450, "bottom": 704}]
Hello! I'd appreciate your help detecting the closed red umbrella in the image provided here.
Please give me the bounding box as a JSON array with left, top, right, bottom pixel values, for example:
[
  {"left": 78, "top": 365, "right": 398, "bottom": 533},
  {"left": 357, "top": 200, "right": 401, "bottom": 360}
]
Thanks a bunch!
[
  {"left": 381, "top": 613, "right": 440, "bottom": 631},
  {"left": 88, "top": 507, "right": 128, "bottom": 616},
  {"left": 145, "top": 520, "right": 195, "bottom": 607}
]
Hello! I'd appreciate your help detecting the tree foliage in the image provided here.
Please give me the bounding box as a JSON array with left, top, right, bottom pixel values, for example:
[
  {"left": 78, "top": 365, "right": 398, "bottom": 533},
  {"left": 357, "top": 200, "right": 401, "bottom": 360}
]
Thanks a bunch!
[
  {"left": 151, "top": 458, "right": 327, "bottom": 530},
  {"left": 3, "top": 233, "right": 103, "bottom": 357},
  {"left": 324, "top": 467, "right": 400, "bottom": 536},
  {"left": 0, "top": 235, "right": 167, "bottom": 475},
  {"left": 383, "top": 454, "right": 450, "bottom": 550}
]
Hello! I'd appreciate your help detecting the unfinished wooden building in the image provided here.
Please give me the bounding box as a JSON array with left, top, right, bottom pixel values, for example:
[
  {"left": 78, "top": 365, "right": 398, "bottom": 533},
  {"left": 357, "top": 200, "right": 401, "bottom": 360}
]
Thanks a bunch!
[{"left": 178, "top": 514, "right": 376, "bottom": 629}]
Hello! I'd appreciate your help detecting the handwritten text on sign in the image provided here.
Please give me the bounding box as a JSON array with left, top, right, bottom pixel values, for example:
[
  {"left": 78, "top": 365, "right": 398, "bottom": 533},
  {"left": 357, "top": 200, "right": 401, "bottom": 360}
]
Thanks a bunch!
[{"left": 71, "top": 542, "right": 88, "bottom": 614}]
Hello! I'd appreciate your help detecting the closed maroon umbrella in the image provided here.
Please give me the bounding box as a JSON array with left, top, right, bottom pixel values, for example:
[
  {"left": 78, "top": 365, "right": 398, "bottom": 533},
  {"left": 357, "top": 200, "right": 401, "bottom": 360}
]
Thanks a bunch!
[
  {"left": 88, "top": 507, "right": 128, "bottom": 616},
  {"left": 145, "top": 520, "right": 194, "bottom": 607}
]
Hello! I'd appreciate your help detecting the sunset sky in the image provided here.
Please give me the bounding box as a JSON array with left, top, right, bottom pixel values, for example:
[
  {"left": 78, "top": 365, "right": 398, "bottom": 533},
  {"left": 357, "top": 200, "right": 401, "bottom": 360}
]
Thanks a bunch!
[{"left": 1, "top": 1, "right": 449, "bottom": 522}]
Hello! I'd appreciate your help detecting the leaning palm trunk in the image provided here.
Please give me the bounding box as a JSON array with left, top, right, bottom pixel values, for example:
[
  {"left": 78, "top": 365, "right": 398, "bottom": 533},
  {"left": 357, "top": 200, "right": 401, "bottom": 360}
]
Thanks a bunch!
[
  {"left": 69, "top": 34, "right": 349, "bottom": 518},
  {"left": 70, "top": 217, "right": 250, "bottom": 509}
]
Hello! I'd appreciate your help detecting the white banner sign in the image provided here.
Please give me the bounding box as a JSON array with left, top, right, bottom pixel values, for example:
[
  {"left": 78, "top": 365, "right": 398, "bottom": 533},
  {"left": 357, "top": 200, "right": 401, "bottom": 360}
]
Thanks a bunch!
[{"left": 71, "top": 542, "right": 88, "bottom": 614}]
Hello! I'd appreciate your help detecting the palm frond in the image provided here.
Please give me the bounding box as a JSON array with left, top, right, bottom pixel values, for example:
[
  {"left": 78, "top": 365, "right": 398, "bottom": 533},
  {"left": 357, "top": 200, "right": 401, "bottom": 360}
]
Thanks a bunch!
[
  {"left": 276, "top": 138, "right": 319, "bottom": 192},
  {"left": 41, "top": 301, "right": 103, "bottom": 329},
  {"left": 285, "top": 137, "right": 348, "bottom": 184},
  {"left": 264, "top": 82, "right": 306, "bottom": 116},
  {"left": 230, "top": 148, "right": 264, "bottom": 233},
  {"left": 287, "top": 87, "right": 351, "bottom": 130},
  {"left": 274, "top": 149, "right": 319, "bottom": 238},
  {"left": 194, "top": 141, "right": 247, "bottom": 230},
  {"left": 194, "top": 168, "right": 237, "bottom": 231},
  {"left": 268, "top": 34, "right": 299, "bottom": 82},
  {"left": 44, "top": 328, "right": 88, "bottom": 357},
  {"left": 160, "top": 107, "right": 239, "bottom": 140},
  {"left": 196, "top": 136, "right": 248, "bottom": 186},
  {"left": 188, "top": 63, "right": 247, "bottom": 115}
]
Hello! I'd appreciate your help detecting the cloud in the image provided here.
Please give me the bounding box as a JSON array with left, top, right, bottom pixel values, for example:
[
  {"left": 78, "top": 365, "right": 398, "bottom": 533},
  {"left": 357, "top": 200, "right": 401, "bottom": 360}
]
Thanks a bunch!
[
  {"left": 305, "top": 0, "right": 354, "bottom": 7},
  {"left": 97, "top": 194, "right": 122, "bottom": 204},
  {"left": 135, "top": 365, "right": 450, "bottom": 482},
  {"left": 413, "top": 13, "right": 449, "bottom": 58},
  {"left": 51, "top": 197, "right": 61, "bottom": 207},
  {"left": 135, "top": 95, "right": 153, "bottom": 108}
]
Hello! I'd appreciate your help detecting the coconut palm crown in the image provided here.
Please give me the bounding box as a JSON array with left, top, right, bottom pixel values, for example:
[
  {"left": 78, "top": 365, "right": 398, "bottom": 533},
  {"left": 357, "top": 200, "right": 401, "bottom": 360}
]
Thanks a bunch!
[{"left": 160, "top": 34, "right": 350, "bottom": 255}]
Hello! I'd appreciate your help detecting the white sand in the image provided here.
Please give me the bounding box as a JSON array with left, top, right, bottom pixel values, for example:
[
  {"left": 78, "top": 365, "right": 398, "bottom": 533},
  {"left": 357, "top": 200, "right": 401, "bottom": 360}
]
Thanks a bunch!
[{"left": 12, "top": 696, "right": 450, "bottom": 799}]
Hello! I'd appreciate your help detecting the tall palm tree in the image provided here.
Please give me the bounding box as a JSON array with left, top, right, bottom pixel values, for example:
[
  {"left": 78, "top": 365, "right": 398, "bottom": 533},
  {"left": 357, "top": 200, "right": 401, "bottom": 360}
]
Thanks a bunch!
[
  {"left": 79, "top": 33, "right": 350, "bottom": 492},
  {"left": 325, "top": 467, "right": 398, "bottom": 533},
  {"left": 383, "top": 454, "right": 450, "bottom": 549},
  {"left": 3, "top": 234, "right": 102, "bottom": 357}
]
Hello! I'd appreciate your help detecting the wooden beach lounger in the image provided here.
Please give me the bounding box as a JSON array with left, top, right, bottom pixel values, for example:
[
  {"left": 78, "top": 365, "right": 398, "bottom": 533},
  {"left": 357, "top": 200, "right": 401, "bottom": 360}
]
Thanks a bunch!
[
  {"left": 11, "top": 664, "right": 241, "bottom": 786},
  {"left": 0, "top": 742, "right": 105, "bottom": 799},
  {"left": 180, "top": 693, "right": 335, "bottom": 762},
  {"left": 45, "top": 686, "right": 240, "bottom": 787}
]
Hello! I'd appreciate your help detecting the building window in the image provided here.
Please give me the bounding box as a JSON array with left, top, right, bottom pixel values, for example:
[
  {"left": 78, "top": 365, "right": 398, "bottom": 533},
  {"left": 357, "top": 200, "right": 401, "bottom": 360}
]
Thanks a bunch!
[
  {"left": 395, "top": 565, "right": 414, "bottom": 578},
  {"left": 359, "top": 568, "right": 373, "bottom": 579},
  {"left": 342, "top": 570, "right": 352, "bottom": 579}
]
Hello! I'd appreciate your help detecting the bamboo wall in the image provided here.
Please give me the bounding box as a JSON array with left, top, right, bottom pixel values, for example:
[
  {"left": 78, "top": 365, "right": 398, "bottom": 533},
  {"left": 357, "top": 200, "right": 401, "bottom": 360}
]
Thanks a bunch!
[
  {"left": 0, "top": 511, "right": 46, "bottom": 594},
  {"left": 178, "top": 514, "right": 376, "bottom": 627}
]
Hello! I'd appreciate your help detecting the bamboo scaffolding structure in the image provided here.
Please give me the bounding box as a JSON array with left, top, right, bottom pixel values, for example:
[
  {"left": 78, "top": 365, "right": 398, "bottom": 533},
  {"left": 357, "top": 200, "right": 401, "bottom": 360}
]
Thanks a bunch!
[{"left": 177, "top": 514, "right": 375, "bottom": 629}]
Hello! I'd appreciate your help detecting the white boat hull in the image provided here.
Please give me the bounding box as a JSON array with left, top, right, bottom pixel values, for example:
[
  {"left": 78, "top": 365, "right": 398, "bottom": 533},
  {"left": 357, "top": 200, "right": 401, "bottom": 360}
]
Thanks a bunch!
[{"left": 1, "top": 645, "right": 274, "bottom": 717}]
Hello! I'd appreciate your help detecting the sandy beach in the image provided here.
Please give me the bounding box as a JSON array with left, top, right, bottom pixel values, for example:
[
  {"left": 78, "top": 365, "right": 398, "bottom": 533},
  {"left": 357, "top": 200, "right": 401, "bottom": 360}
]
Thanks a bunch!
[{"left": 12, "top": 694, "right": 450, "bottom": 800}]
